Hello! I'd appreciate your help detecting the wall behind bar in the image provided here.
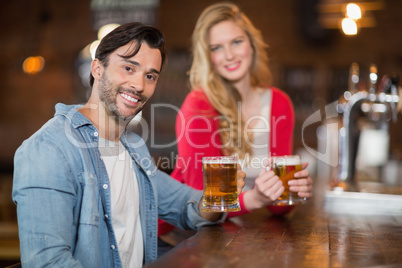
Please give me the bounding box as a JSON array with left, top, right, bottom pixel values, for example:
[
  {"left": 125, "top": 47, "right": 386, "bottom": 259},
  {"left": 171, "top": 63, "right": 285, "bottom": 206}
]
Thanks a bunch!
[
  {"left": 152, "top": 0, "right": 402, "bottom": 165},
  {"left": 0, "top": 0, "right": 94, "bottom": 170},
  {"left": 0, "top": 0, "right": 402, "bottom": 173}
]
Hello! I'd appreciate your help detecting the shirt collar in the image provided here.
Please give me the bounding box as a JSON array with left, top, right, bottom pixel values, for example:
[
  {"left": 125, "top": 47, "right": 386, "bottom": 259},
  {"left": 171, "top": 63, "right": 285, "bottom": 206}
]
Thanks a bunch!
[
  {"left": 54, "top": 103, "right": 93, "bottom": 129},
  {"left": 55, "top": 103, "right": 136, "bottom": 147}
]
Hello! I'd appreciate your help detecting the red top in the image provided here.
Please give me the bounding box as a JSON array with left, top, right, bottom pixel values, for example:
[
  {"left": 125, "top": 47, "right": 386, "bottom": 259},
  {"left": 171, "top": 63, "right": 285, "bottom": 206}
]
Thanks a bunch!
[{"left": 159, "top": 87, "right": 295, "bottom": 235}]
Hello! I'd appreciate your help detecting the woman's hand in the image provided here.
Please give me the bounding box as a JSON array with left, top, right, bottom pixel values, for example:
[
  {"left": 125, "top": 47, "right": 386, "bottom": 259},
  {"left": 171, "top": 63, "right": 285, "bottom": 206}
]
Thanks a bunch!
[
  {"left": 242, "top": 162, "right": 313, "bottom": 211},
  {"left": 243, "top": 166, "right": 284, "bottom": 211},
  {"left": 288, "top": 162, "right": 313, "bottom": 199}
]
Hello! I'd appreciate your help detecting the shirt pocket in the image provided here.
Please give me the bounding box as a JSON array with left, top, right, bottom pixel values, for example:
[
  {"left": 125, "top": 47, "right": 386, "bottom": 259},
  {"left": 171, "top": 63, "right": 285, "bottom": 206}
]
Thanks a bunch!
[{"left": 78, "top": 171, "right": 100, "bottom": 226}]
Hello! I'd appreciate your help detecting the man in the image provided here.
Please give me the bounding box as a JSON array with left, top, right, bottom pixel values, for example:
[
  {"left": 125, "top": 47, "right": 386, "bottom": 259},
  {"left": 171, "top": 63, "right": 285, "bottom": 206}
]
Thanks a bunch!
[{"left": 12, "top": 22, "right": 245, "bottom": 267}]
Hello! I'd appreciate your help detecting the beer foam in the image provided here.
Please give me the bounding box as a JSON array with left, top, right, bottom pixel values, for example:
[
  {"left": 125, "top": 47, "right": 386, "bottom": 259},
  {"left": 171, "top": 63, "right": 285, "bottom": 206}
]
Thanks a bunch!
[
  {"left": 203, "top": 157, "right": 237, "bottom": 164},
  {"left": 274, "top": 156, "right": 300, "bottom": 165}
]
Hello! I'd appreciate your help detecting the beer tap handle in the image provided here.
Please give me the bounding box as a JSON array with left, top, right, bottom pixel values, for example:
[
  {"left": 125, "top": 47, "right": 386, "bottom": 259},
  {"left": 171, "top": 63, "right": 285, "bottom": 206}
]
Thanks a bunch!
[
  {"left": 390, "top": 73, "right": 399, "bottom": 122},
  {"left": 377, "top": 74, "right": 399, "bottom": 122},
  {"left": 378, "top": 74, "right": 391, "bottom": 93},
  {"left": 348, "top": 62, "right": 359, "bottom": 94},
  {"left": 369, "top": 64, "right": 378, "bottom": 95},
  {"left": 390, "top": 73, "right": 399, "bottom": 95}
]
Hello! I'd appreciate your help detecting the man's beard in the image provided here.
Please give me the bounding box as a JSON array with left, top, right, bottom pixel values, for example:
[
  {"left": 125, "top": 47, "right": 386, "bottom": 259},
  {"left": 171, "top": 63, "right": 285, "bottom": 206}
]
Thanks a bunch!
[{"left": 98, "top": 73, "right": 147, "bottom": 121}]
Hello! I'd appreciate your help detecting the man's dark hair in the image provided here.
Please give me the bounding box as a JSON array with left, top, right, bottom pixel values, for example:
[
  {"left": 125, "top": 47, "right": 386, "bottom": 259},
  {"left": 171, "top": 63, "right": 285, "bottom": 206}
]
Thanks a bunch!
[{"left": 89, "top": 22, "right": 167, "bottom": 87}]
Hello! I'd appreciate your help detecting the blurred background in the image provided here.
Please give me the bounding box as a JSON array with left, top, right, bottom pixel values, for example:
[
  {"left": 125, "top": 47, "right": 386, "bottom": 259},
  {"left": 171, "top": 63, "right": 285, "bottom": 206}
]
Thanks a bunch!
[{"left": 1, "top": 0, "right": 402, "bottom": 265}]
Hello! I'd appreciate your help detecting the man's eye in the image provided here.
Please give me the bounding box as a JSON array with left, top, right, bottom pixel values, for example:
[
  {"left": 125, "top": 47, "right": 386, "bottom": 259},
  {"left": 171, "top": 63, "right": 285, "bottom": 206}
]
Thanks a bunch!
[
  {"left": 125, "top": 66, "right": 133, "bottom": 72},
  {"left": 146, "top": 74, "right": 156, "bottom": 81}
]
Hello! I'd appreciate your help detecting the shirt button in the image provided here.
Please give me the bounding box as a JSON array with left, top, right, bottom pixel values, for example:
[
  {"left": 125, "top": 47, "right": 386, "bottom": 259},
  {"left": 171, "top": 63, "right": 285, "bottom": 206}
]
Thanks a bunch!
[
  {"left": 111, "top": 245, "right": 115, "bottom": 250},
  {"left": 103, "top": 184, "right": 108, "bottom": 189},
  {"left": 94, "top": 132, "right": 99, "bottom": 137},
  {"left": 105, "top": 214, "right": 109, "bottom": 219},
  {"left": 146, "top": 170, "right": 152, "bottom": 176}
]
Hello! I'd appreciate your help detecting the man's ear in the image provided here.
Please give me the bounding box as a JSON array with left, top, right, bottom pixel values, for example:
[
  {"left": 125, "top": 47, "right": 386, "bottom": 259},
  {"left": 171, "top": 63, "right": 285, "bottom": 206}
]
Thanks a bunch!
[{"left": 91, "top": 58, "right": 102, "bottom": 81}]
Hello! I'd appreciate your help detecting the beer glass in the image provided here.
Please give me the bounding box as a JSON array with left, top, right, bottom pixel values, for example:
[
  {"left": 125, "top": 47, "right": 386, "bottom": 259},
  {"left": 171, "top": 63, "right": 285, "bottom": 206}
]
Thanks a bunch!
[
  {"left": 268, "top": 155, "right": 306, "bottom": 205},
  {"left": 201, "top": 156, "right": 240, "bottom": 212}
]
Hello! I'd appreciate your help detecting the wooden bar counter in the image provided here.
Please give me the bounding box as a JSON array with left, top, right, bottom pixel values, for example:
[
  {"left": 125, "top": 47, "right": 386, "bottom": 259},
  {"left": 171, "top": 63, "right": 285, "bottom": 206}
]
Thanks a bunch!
[{"left": 146, "top": 178, "right": 402, "bottom": 268}]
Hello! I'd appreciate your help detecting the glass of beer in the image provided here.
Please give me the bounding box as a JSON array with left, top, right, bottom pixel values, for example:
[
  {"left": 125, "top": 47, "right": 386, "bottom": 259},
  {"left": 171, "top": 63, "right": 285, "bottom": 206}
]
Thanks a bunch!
[
  {"left": 201, "top": 156, "right": 240, "bottom": 212},
  {"left": 268, "top": 155, "right": 305, "bottom": 205}
]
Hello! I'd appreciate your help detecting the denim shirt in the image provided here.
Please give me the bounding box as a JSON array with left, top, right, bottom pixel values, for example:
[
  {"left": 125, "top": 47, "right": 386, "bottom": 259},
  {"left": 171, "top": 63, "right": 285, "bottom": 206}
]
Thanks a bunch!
[{"left": 12, "top": 103, "right": 223, "bottom": 268}]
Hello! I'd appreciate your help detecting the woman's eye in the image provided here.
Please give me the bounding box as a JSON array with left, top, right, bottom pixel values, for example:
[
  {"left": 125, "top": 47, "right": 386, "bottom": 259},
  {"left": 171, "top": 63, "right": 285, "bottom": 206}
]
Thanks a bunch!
[
  {"left": 233, "top": 39, "right": 243, "bottom": 45},
  {"left": 125, "top": 66, "right": 133, "bottom": 72},
  {"left": 210, "top": 46, "right": 221, "bottom": 52}
]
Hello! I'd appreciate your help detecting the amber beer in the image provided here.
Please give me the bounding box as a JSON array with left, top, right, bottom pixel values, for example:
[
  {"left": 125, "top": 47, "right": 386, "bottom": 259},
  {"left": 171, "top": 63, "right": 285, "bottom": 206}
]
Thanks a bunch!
[
  {"left": 270, "top": 155, "right": 304, "bottom": 205},
  {"left": 201, "top": 156, "right": 240, "bottom": 212}
]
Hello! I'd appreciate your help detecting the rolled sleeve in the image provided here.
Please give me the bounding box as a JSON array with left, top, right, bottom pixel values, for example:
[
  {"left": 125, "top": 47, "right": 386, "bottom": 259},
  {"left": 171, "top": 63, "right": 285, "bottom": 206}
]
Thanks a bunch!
[
  {"left": 186, "top": 190, "right": 227, "bottom": 228},
  {"left": 154, "top": 169, "right": 226, "bottom": 230}
]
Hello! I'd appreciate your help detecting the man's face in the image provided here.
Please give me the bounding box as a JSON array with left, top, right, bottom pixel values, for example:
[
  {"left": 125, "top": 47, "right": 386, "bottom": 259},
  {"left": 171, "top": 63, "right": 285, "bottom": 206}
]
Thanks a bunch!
[{"left": 97, "top": 42, "right": 162, "bottom": 121}]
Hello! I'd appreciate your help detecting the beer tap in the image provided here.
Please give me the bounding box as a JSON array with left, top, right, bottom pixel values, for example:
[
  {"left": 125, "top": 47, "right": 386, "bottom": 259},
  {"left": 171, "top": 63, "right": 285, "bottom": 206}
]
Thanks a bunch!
[{"left": 336, "top": 63, "right": 400, "bottom": 191}]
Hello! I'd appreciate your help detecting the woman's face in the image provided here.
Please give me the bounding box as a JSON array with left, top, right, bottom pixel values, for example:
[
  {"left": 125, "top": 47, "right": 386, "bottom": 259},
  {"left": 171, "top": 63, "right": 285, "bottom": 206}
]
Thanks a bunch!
[{"left": 208, "top": 19, "right": 253, "bottom": 84}]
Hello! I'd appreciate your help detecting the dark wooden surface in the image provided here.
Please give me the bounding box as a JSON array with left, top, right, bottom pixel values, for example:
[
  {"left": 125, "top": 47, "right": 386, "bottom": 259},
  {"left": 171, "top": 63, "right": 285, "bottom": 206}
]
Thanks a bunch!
[{"left": 146, "top": 179, "right": 402, "bottom": 268}]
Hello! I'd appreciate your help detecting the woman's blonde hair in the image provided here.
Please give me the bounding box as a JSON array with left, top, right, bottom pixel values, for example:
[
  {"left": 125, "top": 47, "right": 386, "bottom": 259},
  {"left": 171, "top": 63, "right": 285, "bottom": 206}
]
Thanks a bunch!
[{"left": 189, "top": 2, "right": 272, "bottom": 158}]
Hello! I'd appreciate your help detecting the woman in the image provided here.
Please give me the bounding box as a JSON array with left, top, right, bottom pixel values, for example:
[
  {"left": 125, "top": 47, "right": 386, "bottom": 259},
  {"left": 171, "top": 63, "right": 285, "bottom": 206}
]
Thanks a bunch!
[{"left": 158, "top": 2, "right": 313, "bottom": 253}]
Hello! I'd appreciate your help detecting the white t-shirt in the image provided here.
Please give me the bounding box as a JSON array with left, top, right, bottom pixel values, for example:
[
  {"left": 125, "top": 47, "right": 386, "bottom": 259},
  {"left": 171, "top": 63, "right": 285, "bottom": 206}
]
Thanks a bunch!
[
  {"left": 241, "top": 89, "right": 272, "bottom": 191},
  {"left": 98, "top": 137, "right": 143, "bottom": 267}
]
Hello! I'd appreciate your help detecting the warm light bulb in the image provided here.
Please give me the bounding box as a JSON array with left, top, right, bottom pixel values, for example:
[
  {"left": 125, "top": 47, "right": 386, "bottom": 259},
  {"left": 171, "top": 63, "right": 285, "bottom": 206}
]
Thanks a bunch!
[
  {"left": 346, "top": 3, "right": 361, "bottom": 20},
  {"left": 90, "top": 40, "right": 101, "bottom": 60},
  {"left": 22, "top": 56, "right": 45, "bottom": 74},
  {"left": 97, "top": 23, "right": 120, "bottom": 40},
  {"left": 342, "top": 18, "right": 358, "bottom": 35}
]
